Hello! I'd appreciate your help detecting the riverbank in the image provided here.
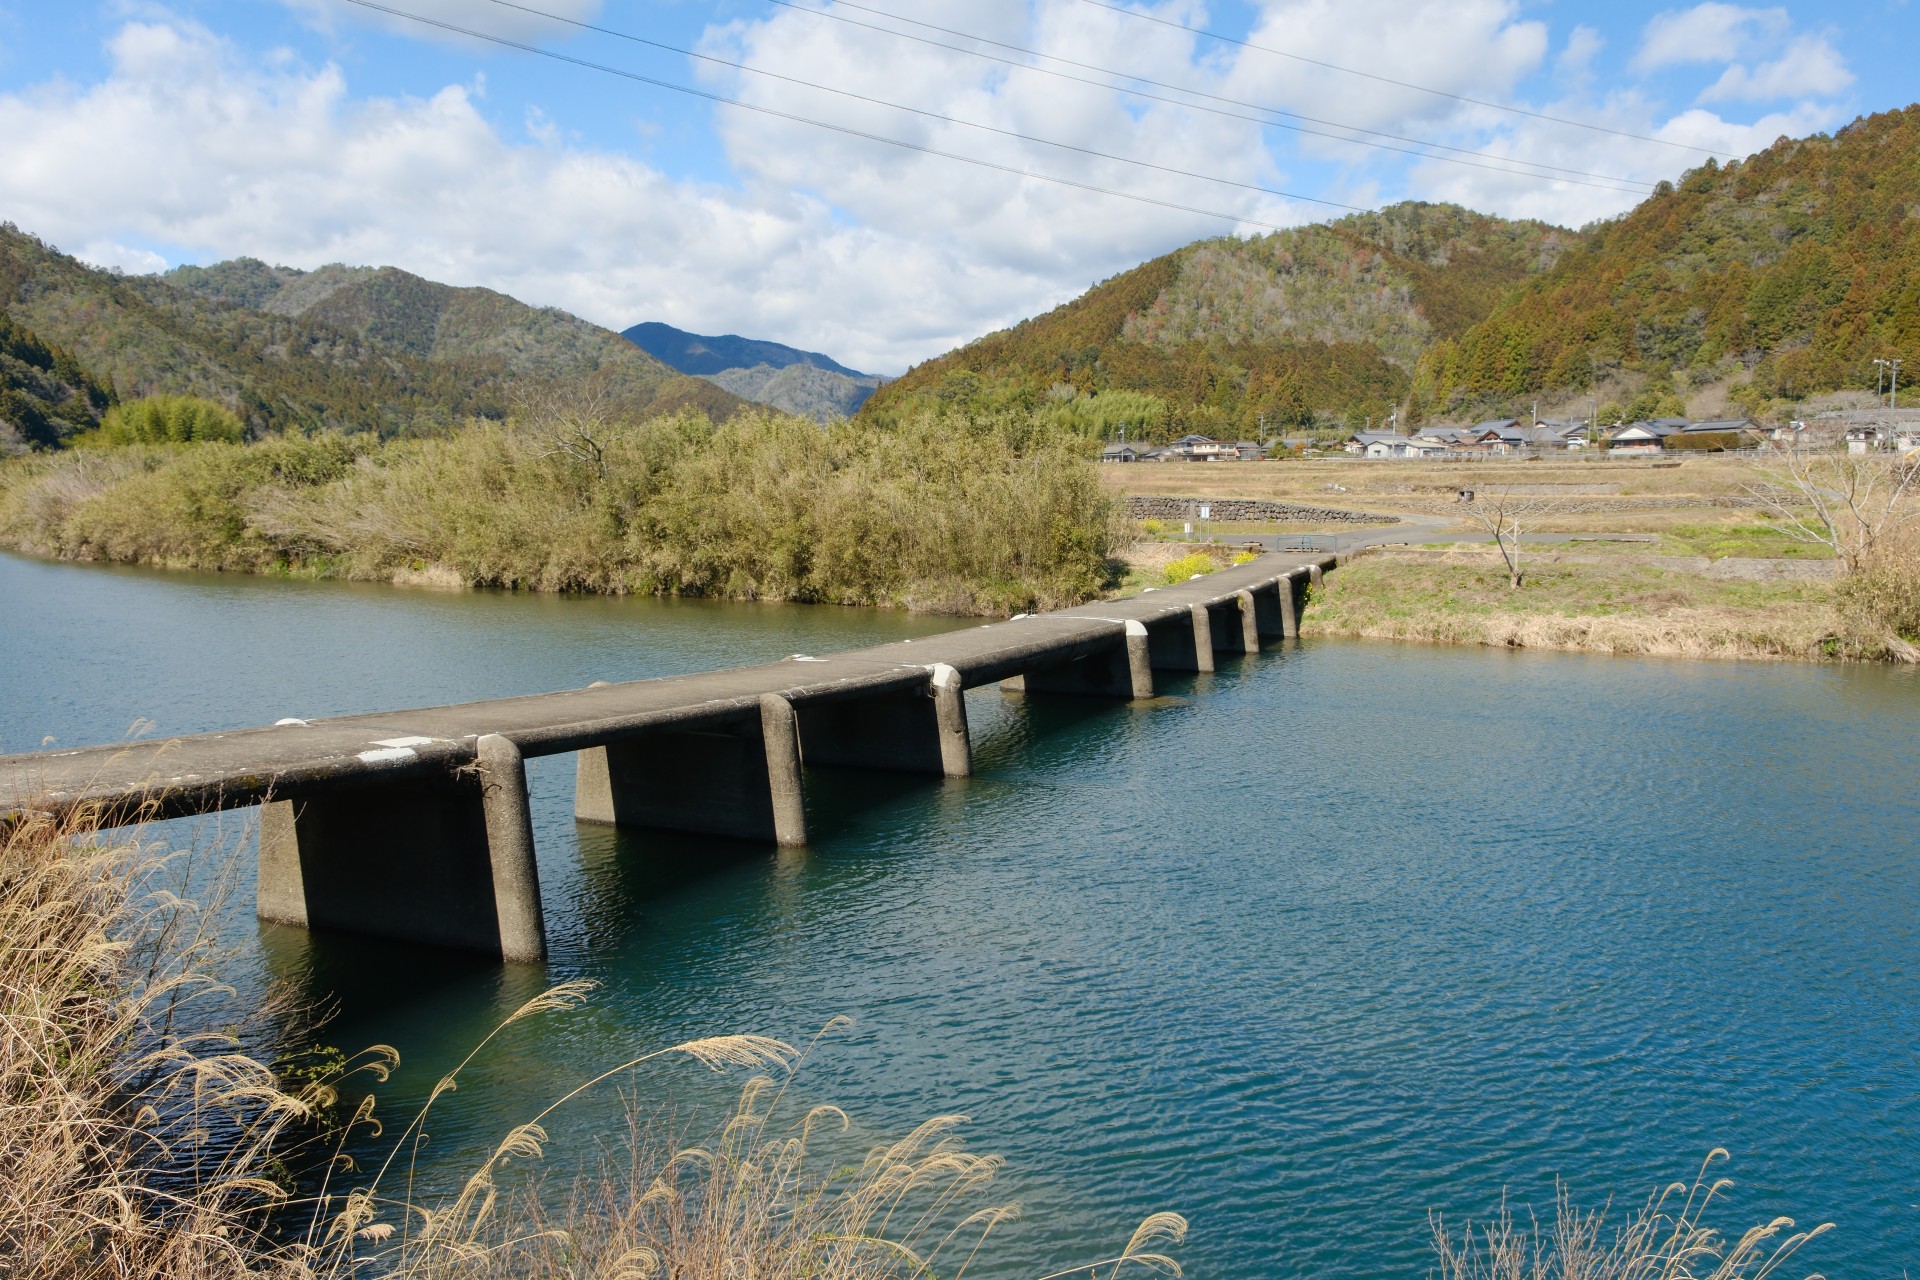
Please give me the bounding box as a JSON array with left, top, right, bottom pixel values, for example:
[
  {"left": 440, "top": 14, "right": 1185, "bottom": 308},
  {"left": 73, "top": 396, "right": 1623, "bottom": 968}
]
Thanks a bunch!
[
  {"left": 1300, "top": 551, "right": 1912, "bottom": 662},
  {"left": 0, "top": 409, "right": 1115, "bottom": 616}
]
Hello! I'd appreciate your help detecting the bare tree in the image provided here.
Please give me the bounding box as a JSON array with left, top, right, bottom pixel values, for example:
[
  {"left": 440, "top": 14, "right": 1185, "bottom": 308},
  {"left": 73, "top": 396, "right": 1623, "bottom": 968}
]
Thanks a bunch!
[
  {"left": 511, "top": 371, "right": 626, "bottom": 476},
  {"left": 1459, "top": 487, "right": 1564, "bottom": 588},
  {"left": 1748, "top": 449, "right": 1919, "bottom": 573}
]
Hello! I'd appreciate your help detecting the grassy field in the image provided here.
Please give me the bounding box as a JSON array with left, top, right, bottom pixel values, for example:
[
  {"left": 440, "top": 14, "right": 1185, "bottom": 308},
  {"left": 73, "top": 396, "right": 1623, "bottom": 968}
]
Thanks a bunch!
[
  {"left": 1298, "top": 554, "right": 1895, "bottom": 661},
  {"left": 1099, "top": 455, "right": 1775, "bottom": 516}
]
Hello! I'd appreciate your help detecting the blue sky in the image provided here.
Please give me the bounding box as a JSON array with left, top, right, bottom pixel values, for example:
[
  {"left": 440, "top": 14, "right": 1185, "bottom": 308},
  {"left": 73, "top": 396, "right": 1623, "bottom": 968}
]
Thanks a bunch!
[{"left": 0, "top": 0, "right": 1910, "bottom": 372}]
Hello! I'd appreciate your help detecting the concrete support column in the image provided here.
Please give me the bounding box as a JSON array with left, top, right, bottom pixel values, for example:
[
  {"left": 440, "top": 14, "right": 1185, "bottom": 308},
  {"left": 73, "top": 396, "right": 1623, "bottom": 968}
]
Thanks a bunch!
[
  {"left": 1279, "top": 572, "right": 1300, "bottom": 638},
  {"left": 930, "top": 664, "right": 972, "bottom": 778},
  {"left": 576, "top": 707, "right": 806, "bottom": 846},
  {"left": 257, "top": 751, "right": 538, "bottom": 959},
  {"left": 758, "top": 695, "right": 810, "bottom": 847},
  {"left": 1124, "top": 620, "right": 1155, "bottom": 698},
  {"left": 1234, "top": 590, "right": 1262, "bottom": 652},
  {"left": 1308, "top": 562, "right": 1325, "bottom": 588},
  {"left": 1003, "top": 623, "right": 1152, "bottom": 699},
  {"left": 475, "top": 734, "right": 546, "bottom": 963},
  {"left": 1189, "top": 603, "right": 1216, "bottom": 673}
]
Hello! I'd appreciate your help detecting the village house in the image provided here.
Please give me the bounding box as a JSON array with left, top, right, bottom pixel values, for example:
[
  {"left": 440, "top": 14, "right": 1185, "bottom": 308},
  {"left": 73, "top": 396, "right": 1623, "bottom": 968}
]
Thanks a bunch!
[
  {"left": 1161, "top": 433, "right": 1238, "bottom": 461},
  {"left": 1099, "top": 442, "right": 1141, "bottom": 463}
]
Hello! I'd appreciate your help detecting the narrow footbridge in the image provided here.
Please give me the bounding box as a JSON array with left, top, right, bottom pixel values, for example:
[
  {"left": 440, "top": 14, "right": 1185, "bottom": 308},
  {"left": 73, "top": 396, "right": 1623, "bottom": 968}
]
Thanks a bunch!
[{"left": 2, "top": 553, "right": 1332, "bottom": 962}]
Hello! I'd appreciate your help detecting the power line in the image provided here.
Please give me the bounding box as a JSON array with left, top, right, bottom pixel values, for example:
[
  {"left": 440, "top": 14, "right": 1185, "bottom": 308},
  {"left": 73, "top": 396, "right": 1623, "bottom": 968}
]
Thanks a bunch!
[
  {"left": 471, "top": 0, "right": 1521, "bottom": 212},
  {"left": 472, "top": 0, "right": 1643, "bottom": 211},
  {"left": 1078, "top": 0, "right": 1738, "bottom": 160},
  {"left": 339, "top": 0, "right": 1368, "bottom": 229},
  {"left": 764, "top": 0, "right": 1656, "bottom": 193}
]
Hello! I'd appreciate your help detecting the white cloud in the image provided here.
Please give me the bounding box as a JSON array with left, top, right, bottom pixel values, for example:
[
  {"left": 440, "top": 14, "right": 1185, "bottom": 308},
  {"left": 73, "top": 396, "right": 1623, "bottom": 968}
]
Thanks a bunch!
[
  {"left": 1633, "top": 3, "right": 1789, "bottom": 71},
  {"left": 75, "top": 240, "right": 170, "bottom": 274},
  {"left": 1699, "top": 33, "right": 1854, "bottom": 102},
  {"left": 1557, "top": 25, "right": 1605, "bottom": 80}
]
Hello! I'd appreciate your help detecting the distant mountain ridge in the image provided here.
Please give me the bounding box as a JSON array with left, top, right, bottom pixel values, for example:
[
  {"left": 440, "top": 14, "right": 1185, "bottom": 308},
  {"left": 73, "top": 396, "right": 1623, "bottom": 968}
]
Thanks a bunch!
[
  {"left": 860, "top": 201, "right": 1573, "bottom": 436},
  {"left": 0, "top": 230, "right": 745, "bottom": 441},
  {"left": 621, "top": 321, "right": 886, "bottom": 421},
  {"left": 621, "top": 321, "right": 871, "bottom": 378}
]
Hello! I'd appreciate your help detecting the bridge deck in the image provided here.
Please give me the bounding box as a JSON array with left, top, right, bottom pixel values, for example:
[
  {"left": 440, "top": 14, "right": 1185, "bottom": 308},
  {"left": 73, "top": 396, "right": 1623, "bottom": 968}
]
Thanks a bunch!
[{"left": 1, "top": 553, "right": 1326, "bottom": 825}]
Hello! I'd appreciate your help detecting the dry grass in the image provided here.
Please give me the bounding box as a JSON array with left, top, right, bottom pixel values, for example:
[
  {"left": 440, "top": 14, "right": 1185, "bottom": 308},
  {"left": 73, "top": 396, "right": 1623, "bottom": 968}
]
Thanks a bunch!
[
  {"left": 0, "top": 813, "right": 1188, "bottom": 1279},
  {"left": 1098, "top": 457, "right": 1770, "bottom": 506},
  {"left": 0, "top": 410, "right": 1118, "bottom": 616},
  {"left": 1431, "top": 1151, "right": 1828, "bottom": 1280},
  {"left": 0, "top": 808, "right": 321, "bottom": 1279},
  {"left": 1299, "top": 556, "right": 1903, "bottom": 662}
]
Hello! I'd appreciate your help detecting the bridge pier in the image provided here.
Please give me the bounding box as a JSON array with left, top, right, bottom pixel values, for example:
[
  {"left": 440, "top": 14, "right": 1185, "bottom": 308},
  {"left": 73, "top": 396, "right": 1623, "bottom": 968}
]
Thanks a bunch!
[
  {"left": 1232, "top": 590, "right": 1262, "bottom": 652},
  {"left": 576, "top": 700, "right": 808, "bottom": 846},
  {"left": 1279, "top": 571, "right": 1302, "bottom": 637},
  {"left": 1001, "top": 622, "right": 1154, "bottom": 699},
  {"left": 1248, "top": 576, "right": 1291, "bottom": 642},
  {"left": 257, "top": 734, "right": 546, "bottom": 961},
  {"left": 795, "top": 668, "right": 970, "bottom": 779}
]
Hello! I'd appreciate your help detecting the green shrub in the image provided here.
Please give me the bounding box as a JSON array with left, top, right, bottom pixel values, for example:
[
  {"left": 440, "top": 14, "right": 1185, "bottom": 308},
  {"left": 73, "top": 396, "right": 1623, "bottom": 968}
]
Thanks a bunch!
[
  {"left": 1164, "top": 552, "right": 1217, "bottom": 584},
  {"left": 1140, "top": 518, "right": 1166, "bottom": 536},
  {"left": 94, "top": 395, "right": 245, "bottom": 446}
]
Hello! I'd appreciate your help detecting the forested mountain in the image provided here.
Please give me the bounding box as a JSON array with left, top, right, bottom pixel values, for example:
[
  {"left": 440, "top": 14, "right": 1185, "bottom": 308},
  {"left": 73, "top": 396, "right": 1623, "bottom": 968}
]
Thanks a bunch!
[
  {"left": 623, "top": 320, "right": 886, "bottom": 420},
  {"left": 861, "top": 202, "right": 1572, "bottom": 437},
  {"left": 1417, "top": 104, "right": 1920, "bottom": 418},
  {"left": 622, "top": 321, "right": 870, "bottom": 378},
  {"left": 0, "top": 228, "right": 744, "bottom": 440},
  {"left": 0, "top": 309, "right": 113, "bottom": 450}
]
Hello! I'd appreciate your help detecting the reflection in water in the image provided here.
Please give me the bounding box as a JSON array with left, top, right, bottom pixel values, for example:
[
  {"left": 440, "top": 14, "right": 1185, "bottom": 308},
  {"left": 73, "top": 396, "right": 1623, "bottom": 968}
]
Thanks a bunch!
[{"left": 6, "top": 551, "right": 1919, "bottom": 1280}]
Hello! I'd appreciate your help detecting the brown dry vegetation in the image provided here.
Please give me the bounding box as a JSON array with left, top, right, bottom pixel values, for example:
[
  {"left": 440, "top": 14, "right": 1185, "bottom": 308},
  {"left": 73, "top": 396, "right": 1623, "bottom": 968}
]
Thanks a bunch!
[
  {"left": 1299, "top": 554, "right": 1909, "bottom": 661},
  {"left": 1431, "top": 1152, "right": 1828, "bottom": 1280},
  {"left": 0, "top": 408, "right": 1117, "bottom": 615},
  {"left": 1099, "top": 456, "right": 1769, "bottom": 510}
]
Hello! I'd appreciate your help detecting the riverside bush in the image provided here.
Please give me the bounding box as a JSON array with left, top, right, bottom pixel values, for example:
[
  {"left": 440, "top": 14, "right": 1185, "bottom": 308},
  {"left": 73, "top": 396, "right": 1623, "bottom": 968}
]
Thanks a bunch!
[{"left": 0, "top": 408, "right": 1116, "bottom": 613}]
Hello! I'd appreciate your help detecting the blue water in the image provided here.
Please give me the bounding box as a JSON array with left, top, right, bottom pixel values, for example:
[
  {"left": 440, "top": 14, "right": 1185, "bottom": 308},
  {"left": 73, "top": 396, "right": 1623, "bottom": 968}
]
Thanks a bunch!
[{"left": 4, "top": 550, "right": 1917, "bottom": 1278}]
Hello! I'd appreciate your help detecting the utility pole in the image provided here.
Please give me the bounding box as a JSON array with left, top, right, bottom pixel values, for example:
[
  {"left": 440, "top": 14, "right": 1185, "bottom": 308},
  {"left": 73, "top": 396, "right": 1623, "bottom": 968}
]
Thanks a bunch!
[{"left": 1892, "top": 358, "right": 1903, "bottom": 409}]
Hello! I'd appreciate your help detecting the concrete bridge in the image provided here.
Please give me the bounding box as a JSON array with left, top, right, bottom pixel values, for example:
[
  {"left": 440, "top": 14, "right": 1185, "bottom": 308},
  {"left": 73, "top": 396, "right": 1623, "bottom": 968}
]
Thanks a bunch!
[{"left": 1, "top": 553, "right": 1332, "bottom": 963}]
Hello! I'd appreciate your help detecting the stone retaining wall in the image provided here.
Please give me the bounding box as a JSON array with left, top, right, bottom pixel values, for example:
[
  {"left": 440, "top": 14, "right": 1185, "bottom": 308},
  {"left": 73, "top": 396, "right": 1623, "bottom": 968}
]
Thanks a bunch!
[{"left": 1125, "top": 496, "right": 1398, "bottom": 525}]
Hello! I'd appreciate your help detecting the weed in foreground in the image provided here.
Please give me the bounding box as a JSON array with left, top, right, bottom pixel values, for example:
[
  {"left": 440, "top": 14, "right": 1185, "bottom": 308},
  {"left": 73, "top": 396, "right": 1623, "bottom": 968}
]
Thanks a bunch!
[{"left": 1431, "top": 1151, "right": 1829, "bottom": 1280}]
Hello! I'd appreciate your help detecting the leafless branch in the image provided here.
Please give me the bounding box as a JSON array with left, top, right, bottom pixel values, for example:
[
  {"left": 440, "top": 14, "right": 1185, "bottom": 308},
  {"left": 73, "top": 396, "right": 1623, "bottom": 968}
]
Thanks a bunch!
[{"left": 1747, "top": 450, "right": 1920, "bottom": 573}]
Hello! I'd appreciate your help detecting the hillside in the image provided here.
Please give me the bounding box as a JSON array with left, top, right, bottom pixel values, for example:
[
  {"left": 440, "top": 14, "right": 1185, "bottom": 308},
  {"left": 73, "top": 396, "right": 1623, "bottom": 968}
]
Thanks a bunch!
[
  {"left": 0, "top": 229, "right": 744, "bottom": 439},
  {"left": 623, "top": 320, "right": 886, "bottom": 420},
  {"left": 0, "top": 309, "right": 112, "bottom": 451},
  {"left": 861, "top": 202, "right": 1571, "bottom": 438},
  {"left": 1419, "top": 104, "right": 1920, "bottom": 418},
  {"left": 703, "top": 362, "right": 887, "bottom": 421}
]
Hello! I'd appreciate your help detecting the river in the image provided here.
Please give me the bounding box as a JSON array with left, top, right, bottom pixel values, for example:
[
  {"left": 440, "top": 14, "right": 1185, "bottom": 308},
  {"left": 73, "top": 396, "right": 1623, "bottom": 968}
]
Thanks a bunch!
[{"left": 3, "top": 550, "right": 1916, "bottom": 1278}]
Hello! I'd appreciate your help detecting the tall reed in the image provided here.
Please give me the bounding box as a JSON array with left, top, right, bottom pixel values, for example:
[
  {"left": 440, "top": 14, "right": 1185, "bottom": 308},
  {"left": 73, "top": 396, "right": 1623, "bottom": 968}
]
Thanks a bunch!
[{"left": 1431, "top": 1151, "right": 1829, "bottom": 1280}]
